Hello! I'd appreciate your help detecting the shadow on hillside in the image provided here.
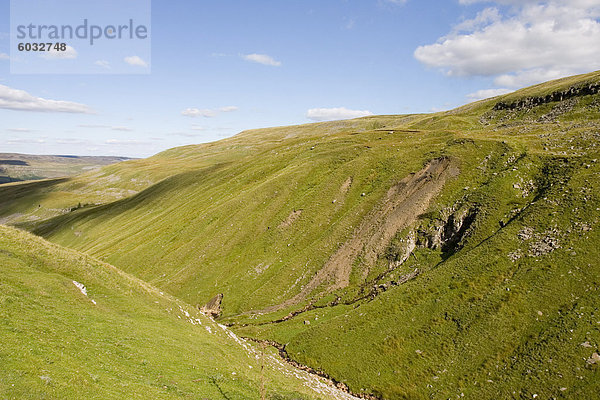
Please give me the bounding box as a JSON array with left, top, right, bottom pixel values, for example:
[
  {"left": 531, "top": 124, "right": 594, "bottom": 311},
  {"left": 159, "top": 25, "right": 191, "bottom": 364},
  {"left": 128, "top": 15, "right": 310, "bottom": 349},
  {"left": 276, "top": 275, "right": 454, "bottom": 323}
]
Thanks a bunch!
[
  {"left": 0, "top": 178, "right": 70, "bottom": 216},
  {"left": 31, "top": 164, "right": 228, "bottom": 237}
]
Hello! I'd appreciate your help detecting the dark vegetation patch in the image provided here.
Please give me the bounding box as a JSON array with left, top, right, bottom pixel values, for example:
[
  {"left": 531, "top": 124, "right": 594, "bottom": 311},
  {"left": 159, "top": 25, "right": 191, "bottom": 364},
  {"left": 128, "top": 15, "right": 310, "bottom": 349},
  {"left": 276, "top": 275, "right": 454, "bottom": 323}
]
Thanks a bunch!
[
  {"left": 0, "top": 176, "right": 24, "bottom": 184},
  {"left": 0, "top": 160, "right": 29, "bottom": 166}
]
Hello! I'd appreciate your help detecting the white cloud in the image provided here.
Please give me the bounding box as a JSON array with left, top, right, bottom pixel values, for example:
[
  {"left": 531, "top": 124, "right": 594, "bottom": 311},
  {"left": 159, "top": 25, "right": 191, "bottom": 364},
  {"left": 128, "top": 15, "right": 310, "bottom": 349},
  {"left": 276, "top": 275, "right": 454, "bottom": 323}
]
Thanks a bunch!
[
  {"left": 0, "top": 53, "right": 9, "bottom": 60},
  {"left": 55, "top": 138, "right": 89, "bottom": 145},
  {"left": 105, "top": 139, "right": 149, "bottom": 145},
  {"left": 242, "top": 53, "right": 282, "bottom": 67},
  {"left": 458, "top": 0, "right": 580, "bottom": 4},
  {"left": 182, "top": 106, "right": 238, "bottom": 118},
  {"left": 78, "top": 124, "right": 133, "bottom": 131},
  {"left": 415, "top": 1, "right": 600, "bottom": 87},
  {"left": 79, "top": 124, "right": 110, "bottom": 128},
  {"left": 41, "top": 45, "right": 77, "bottom": 60},
  {"left": 170, "top": 132, "right": 204, "bottom": 138},
  {"left": 306, "top": 107, "right": 373, "bottom": 121},
  {"left": 0, "top": 84, "right": 93, "bottom": 113},
  {"left": 6, "top": 138, "right": 46, "bottom": 144},
  {"left": 6, "top": 128, "right": 33, "bottom": 133},
  {"left": 494, "top": 68, "right": 570, "bottom": 87},
  {"left": 466, "top": 88, "right": 514, "bottom": 101},
  {"left": 454, "top": 7, "right": 501, "bottom": 32},
  {"left": 182, "top": 108, "right": 217, "bottom": 118},
  {"left": 95, "top": 60, "right": 111, "bottom": 69},
  {"left": 124, "top": 56, "right": 148, "bottom": 67},
  {"left": 111, "top": 126, "right": 133, "bottom": 132}
]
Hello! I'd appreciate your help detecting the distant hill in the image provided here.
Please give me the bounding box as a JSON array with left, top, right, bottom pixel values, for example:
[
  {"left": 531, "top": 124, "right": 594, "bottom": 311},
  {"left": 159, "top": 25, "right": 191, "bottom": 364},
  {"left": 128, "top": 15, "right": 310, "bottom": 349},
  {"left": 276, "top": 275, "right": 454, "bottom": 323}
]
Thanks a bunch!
[
  {"left": 0, "top": 153, "right": 133, "bottom": 184},
  {"left": 2, "top": 71, "right": 600, "bottom": 399}
]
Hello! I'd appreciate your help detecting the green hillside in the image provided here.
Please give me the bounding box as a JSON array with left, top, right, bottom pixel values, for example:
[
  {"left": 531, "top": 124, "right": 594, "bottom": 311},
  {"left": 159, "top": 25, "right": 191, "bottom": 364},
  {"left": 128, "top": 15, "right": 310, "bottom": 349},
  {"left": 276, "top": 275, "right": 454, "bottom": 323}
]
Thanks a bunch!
[
  {"left": 2, "top": 71, "right": 600, "bottom": 398},
  {"left": 0, "top": 225, "right": 349, "bottom": 400}
]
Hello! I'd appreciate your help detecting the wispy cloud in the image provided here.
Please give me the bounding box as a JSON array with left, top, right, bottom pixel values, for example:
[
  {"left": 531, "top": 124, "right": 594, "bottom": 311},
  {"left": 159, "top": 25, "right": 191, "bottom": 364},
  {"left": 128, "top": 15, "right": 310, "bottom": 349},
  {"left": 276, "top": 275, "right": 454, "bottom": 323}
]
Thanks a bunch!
[
  {"left": 124, "top": 55, "right": 148, "bottom": 67},
  {"left": 41, "top": 45, "right": 77, "bottom": 60},
  {"left": 307, "top": 107, "right": 373, "bottom": 121},
  {"left": 182, "top": 108, "right": 218, "bottom": 118},
  {"left": 6, "top": 128, "right": 34, "bottom": 133},
  {"left": 79, "top": 124, "right": 110, "bottom": 128},
  {"left": 6, "top": 138, "right": 46, "bottom": 144},
  {"left": 344, "top": 17, "right": 356, "bottom": 30},
  {"left": 241, "top": 53, "right": 282, "bottom": 67},
  {"left": 55, "top": 138, "right": 89, "bottom": 145},
  {"left": 95, "top": 60, "right": 111, "bottom": 69},
  {"left": 0, "top": 53, "right": 9, "bottom": 60},
  {"left": 182, "top": 106, "right": 238, "bottom": 118},
  {"left": 105, "top": 139, "right": 150, "bottom": 145},
  {"left": 219, "top": 106, "right": 239, "bottom": 112},
  {"left": 466, "top": 88, "right": 513, "bottom": 101},
  {"left": 169, "top": 132, "right": 205, "bottom": 138},
  {"left": 0, "top": 84, "right": 94, "bottom": 113},
  {"left": 79, "top": 124, "right": 133, "bottom": 131},
  {"left": 379, "top": 0, "right": 408, "bottom": 6}
]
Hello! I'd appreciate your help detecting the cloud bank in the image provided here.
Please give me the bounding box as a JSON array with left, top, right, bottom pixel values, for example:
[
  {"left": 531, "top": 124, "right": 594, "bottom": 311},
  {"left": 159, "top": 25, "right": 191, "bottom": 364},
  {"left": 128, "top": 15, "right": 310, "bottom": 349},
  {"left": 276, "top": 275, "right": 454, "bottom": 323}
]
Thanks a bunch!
[{"left": 415, "top": 1, "right": 600, "bottom": 88}]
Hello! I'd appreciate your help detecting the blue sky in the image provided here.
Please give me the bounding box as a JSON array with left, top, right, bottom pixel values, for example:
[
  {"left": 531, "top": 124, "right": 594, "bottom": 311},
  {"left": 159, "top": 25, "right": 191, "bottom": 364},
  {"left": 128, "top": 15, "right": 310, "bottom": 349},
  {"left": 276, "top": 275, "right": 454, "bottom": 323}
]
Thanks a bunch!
[{"left": 1, "top": 0, "right": 599, "bottom": 157}]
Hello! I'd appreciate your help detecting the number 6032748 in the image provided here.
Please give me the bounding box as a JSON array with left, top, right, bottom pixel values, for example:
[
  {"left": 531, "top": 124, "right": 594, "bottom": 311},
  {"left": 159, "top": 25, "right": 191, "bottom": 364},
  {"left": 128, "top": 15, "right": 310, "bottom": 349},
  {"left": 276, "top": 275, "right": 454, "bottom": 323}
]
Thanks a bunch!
[{"left": 17, "top": 43, "right": 67, "bottom": 52}]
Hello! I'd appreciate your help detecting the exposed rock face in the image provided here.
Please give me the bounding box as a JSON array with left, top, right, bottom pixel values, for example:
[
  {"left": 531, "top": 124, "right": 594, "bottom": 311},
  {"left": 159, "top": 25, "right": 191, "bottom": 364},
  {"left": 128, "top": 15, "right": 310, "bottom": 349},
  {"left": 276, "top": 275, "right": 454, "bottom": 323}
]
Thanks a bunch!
[
  {"left": 493, "top": 83, "right": 600, "bottom": 111},
  {"left": 416, "top": 207, "right": 477, "bottom": 254},
  {"left": 387, "top": 232, "right": 416, "bottom": 270},
  {"left": 537, "top": 98, "right": 578, "bottom": 123},
  {"left": 200, "top": 293, "right": 223, "bottom": 317},
  {"left": 518, "top": 227, "right": 562, "bottom": 257}
]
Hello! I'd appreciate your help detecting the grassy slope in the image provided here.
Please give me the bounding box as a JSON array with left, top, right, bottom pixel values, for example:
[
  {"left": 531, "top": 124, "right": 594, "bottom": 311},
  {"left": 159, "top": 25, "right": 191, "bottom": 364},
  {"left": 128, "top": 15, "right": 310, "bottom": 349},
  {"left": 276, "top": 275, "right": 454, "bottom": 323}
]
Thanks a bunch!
[
  {"left": 2, "top": 70, "right": 600, "bottom": 398},
  {"left": 32, "top": 127, "right": 454, "bottom": 315},
  {"left": 241, "top": 155, "right": 600, "bottom": 399},
  {"left": 238, "top": 73, "right": 600, "bottom": 398},
  {"left": 0, "top": 225, "right": 331, "bottom": 400}
]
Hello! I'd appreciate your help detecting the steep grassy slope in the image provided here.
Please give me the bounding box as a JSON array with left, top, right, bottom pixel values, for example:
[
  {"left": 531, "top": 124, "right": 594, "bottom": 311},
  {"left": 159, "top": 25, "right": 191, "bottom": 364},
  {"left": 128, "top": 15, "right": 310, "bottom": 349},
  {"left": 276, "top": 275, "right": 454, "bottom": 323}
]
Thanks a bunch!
[
  {"left": 240, "top": 155, "right": 600, "bottom": 398},
  {"left": 30, "top": 126, "right": 463, "bottom": 316},
  {"left": 0, "top": 225, "right": 347, "bottom": 400},
  {"left": 2, "top": 71, "right": 600, "bottom": 399}
]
